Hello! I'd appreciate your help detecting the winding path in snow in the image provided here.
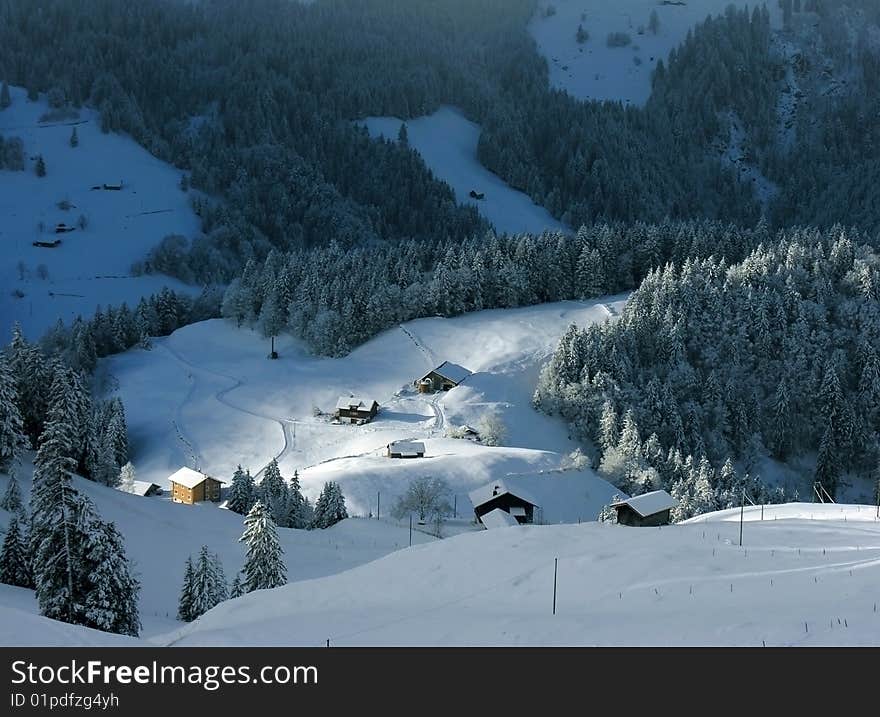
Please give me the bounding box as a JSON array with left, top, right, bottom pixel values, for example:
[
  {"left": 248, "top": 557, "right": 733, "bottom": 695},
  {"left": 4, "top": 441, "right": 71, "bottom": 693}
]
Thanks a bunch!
[
  {"left": 157, "top": 340, "right": 297, "bottom": 480},
  {"left": 398, "top": 324, "right": 446, "bottom": 435}
]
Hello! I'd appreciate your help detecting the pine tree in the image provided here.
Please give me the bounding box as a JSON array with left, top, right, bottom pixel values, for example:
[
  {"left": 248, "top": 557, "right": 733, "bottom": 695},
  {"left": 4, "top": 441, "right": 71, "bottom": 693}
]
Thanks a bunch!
[
  {"left": 69, "top": 126, "right": 79, "bottom": 148},
  {"left": 312, "top": 481, "right": 348, "bottom": 529},
  {"left": 285, "top": 470, "right": 310, "bottom": 529},
  {"left": 227, "top": 465, "right": 255, "bottom": 515},
  {"left": 35, "top": 155, "right": 46, "bottom": 177},
  {"left": 230, "top": 574, "right": 244, "bottom": 599},
  {"left": 1, "top": 474, "right": 23, "bottom": 513},
  {"left": 0, "top": 80, "right": 10, "bottom": 110},
  {"left": 177, "top": 556, "right": 195, "bottom": 622},
  {"left": 189, "top": 545, "right": 227, "bottom": 619},
  {"left": 240, "top": 501, "right": 287, "bottom": 592},
  {"left": 0, "top": 514, "right": 32, "bottom": 588},
  {"left": 81, "top": 519, "right": 140, "bottom": 636},
  {"left": 259, "top": 458, "right": 287, "bottom": 525},
  {"left": 0, "top": 356, "right": 26, "bottom": 472}
]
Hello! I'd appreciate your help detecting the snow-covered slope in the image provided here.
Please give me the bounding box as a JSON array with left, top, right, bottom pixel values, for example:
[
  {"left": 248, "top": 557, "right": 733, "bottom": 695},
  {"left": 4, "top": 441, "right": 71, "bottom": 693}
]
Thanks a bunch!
[
  {"left": 530, "top": 1, "right": 782, "bottom": 105},
  {"left": 101, "top": 297, "right": 628, "bottom": 521},
  {"left": 360, "top": 107, "right": 567, "bottom": 235},
  {"left": 0, "top": 86, "right": 199, "bottom": 340},
  {"left": 0, "top": 465, "right": 438, "bottom": 638},
  {"left": 160, "top": 510, "right": 880, "bottom": 646}
]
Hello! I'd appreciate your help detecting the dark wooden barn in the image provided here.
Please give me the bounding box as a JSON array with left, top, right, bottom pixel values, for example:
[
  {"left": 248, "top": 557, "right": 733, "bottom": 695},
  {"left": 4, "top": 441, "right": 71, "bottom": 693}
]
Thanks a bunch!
[
  {"left": 610, "top": 490, "right": 678, "bottom": 527},
  {"left": 416, "top": 361, "right": 472, "bottom": 393},
  {"left": 469, "top": 481, "right": 539, "bottom": 525},
  {"left": 335, "top": 396, "right": 379, "bottom": 424}
]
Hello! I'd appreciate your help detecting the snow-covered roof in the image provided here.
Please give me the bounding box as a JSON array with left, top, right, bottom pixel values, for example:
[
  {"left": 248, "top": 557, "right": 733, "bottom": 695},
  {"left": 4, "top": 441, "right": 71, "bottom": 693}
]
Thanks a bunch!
[
  {"left": 469, "top": 481, "right": 539, "bottom": 510},
  {"left": 424, "top": 361, "right": 472, "bottom": 385},
  {"left": 388, "top": 440, "right": 426, "bottom": 455},
  {"left": 480, "top": 508, "right": 520, "bottom": 530},
  {"left": 168, "top": 467, "right": 223, "bottom": 489},
  {"left": 336, "top": 396, "right": 378, "bottom": 411},
  {"left": 131, "top": 481, "right": 161, "bottom": 496},
  {"left": 611, "top": 490, "right": 678, "bottom": 518}
]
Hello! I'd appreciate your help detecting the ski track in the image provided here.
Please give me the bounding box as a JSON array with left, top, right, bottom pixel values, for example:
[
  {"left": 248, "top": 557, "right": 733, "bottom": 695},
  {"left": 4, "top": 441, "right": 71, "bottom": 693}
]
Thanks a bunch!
[
  {"left": 157, "top": 340, "right": 295, "bottom": 479},
  {"left": 398, "top": 324, "right": 446, "bottom": 435}
]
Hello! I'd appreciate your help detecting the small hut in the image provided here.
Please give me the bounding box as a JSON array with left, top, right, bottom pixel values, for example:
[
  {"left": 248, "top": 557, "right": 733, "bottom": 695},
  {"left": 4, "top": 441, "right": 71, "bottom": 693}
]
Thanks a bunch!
[
  {"left": 415, "top": 361, "right": 472, "bottom": 393},
  {"left": 610, "top": 490, "right": 678, "bottom": 527},
  {"left": 387, "top": 440, "right": 426, "bottom": 459},
  {"left": 469, "top": 481, "right": 539, "bottom": 525}
]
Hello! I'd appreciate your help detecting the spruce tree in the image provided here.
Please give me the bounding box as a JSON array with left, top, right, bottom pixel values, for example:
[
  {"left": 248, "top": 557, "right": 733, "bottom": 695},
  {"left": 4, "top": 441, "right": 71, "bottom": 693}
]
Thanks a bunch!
[
  {"left": 0, "top": 80, "right": 10, "bottom": 110},
  {"left": 69, "top": 126, "right": 79, "bottom": 148},
  {"left": 81, "top": 519, "right": 140, "bottom": 636},
  {"left": 312, "top": 481, "right": 348, "bottom": 529},
  {"left": 240, "top": 501, "right": 287, "bottom": 592},
  {"left": 35, "top": 154, "right": 46, "bottom": 177},
  {"left": 177, "top": 556, "right": 196, "bottom": 622},
  {"left": 118, "top": 462, "right": 136, "bottom": 493},
  {"left": 0, "top": 474, "right": 23, "bottom": 513},
  {"left": 0, "top": 514, "right": 32, "bottom": 588},
  {"left": 227, "top": 465, "right": 255, "bottom": 515},
  {"left": 230, "top": 575, "right": 244, "bottom": 599},
  {"left": 0, "top": 356, "right": 26, "bottom": 472}
]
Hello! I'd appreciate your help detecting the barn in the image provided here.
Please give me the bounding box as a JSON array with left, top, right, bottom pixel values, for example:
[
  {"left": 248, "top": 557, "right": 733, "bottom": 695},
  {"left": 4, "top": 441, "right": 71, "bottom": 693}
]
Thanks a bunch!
[
  {"left": 387, "top": 440, "right": 426, "bottom": 458},
  {"left": 168, "top": 467, "right": 224, "bottom": 505},
  {"left": 610, "top": 490, "right": 678, "bottom": 527},
  {"left": 336, "top": 396, "right": 380, "bottom": 424},
  {"left": 131, "top": 481, "right": 162, "bottom": 497},
  {"left": 469, "top": 481, "right": 539, "bottom": 525},
  {"left": 416, "top": 361, "right": 472, "bottom": 393}
]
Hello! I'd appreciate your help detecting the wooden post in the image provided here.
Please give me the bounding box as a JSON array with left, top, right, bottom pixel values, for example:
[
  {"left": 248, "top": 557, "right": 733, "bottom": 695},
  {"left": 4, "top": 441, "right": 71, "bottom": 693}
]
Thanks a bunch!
[
  {"left": 552, "top": 558, "right": 558, "bottom": 616},
  {"left": 453, "top": 495, "right": 457, "bottom": 518},
  {"left": 377, "top": 491, "right": 380, "bottom": 520},
  {"left": 739, "top": 488, "right": 745, "bottom": 547},
  {"left": 409, "top": 514, "right": 413, "bottom": 547}
]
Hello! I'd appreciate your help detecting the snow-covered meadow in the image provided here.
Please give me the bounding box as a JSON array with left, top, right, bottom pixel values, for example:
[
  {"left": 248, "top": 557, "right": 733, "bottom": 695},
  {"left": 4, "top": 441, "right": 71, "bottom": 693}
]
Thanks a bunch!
[
  {"left": 160, "top": 506, "right": 880, "bottom": 646},
  {"left": 529, "top": 0, "right": 783, "bottom": 105},
  {"left": 0, "top": 85, "right": 199, "bottom": 340},
  {"left": 359, "top": 107, "right": 567, "bottom": 236},
  {"left": 100, "top": 297, "right": 629, "bottom": 522}
]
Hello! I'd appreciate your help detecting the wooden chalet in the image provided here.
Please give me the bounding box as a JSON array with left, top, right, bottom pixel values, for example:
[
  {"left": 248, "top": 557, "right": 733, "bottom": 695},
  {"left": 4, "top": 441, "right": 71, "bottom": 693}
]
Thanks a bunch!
[
  {"left": 416, "top": 361, "right": 472, "bottom": 393},
  {"left": 387, "top": 440, "right": 426, "bottom": 459},
  {"left": 469, "top": 481, "right": 539, "bottom": 525},
  {"left": 335, "top": 396, "right": 379, "bottom": 424},
  {"left": 610, "top": 490, "right": 678, "bottom": 527},
  {"left": 168, "top": 467, "right": 223, "bottom": 505}
]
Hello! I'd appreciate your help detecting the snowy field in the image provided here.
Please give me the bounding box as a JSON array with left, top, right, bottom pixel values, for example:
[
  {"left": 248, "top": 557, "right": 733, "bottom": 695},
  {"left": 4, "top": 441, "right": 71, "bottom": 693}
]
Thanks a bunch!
[
  {"left": 100, "top": 298, "right": 629, "bottom": 523},
  {"left": 160, "top": 507, "right": 880, "bottom": 646},
  {"left": 359, "top": 107, "right": 567, "bottom": 236},
  {"left": 0, "top": 463, "right": 439, "bottom": 641},
  {"left": 0, "top": 86, "right": 199, "bottom": 340},
  {"left": 529, "top": 0, "right": 782, "bottom": 105}
]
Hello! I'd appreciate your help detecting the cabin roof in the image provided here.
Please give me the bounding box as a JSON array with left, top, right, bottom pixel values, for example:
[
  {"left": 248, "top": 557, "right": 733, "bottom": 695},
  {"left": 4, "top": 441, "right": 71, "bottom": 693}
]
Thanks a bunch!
[
  {"left": 336, "top": 396, "right": 378, "bottom": 411},
  {"left": 421, "top": 361, "right": 472, "bottom": 385},
  {"left": 469, "top": 480, "right": 539, "bottom": 510},
  {"left": 388, "top": 440, "right": 426, "bottom": 454},
  {"left": 131, "top": 481, "right": 161, "bottom": 496},
  {"left": 480, "top": 508, "right": 520, "bottom": 529},
  {"left": 611, "top": 490, "right": 678, "bottom": 518},
  {"left": 168, "top": 467, "right": 223, "bottom": 489}
]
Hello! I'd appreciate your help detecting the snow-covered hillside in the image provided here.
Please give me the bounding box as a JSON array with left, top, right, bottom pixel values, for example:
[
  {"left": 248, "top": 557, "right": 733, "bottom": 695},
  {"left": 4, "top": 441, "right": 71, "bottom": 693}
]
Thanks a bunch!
[
  {"left": 360, "top": 107, "right": 567, "bottom": 235},
  {"left": 0, "top": 464, "right": 438, "bottom": 639},
  {"left": 0, "top": 85, "right": 199, "bottom": 340},
  {"left": 101, "top": 298, "right": 628, "bottom": 521},
  {"left": 160, "top": 509, "right": 880, "bottom": 646},
  {"left": 530, "top": 1, "right": 782, "bottom": 105}
]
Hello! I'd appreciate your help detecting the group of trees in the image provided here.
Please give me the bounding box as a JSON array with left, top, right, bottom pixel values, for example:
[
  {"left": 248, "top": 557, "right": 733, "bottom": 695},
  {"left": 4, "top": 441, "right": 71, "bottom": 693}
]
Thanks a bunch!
[
  {"left": 536, "top": 225, "right": 880, "bottom": 517},
  {"left": 221, "top": 220, "right": 767, "bottom": 356},
  {"left": 0, "top": 361, "right": 140, "bottom": 635},
  {"left": 227, "top": 459, "right": 348, "bottom": 530},
  {"left": 177, "top": 500, "right": 288, "bottom": 622}
]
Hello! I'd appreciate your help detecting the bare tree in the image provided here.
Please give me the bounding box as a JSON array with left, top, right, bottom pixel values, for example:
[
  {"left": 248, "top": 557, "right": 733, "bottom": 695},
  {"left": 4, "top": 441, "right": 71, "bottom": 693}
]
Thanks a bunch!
[
  {"left": 392, "top": 476, "right": 452, "bottom": 524},
  {"left": 477, "top": 411, "right": 507, "bottom": 447}
]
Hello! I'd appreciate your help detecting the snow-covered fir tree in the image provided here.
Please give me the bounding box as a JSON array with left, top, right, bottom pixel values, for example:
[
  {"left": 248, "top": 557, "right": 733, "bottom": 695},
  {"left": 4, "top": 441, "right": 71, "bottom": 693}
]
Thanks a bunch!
[
  {"left": 259, "top": 458, "right": 287, "bottom": 525},
  {"left": 188, "top": 546, "right": 228, "bottom": 620},
  {"left": 0, "top": 514, "right": 32, "bottom": 588},
  {"left": 312, "top": 481, "right": 348, "bottom": 529},
  {"left": 177, "top": 556, "right": 196, "bottom": 622},
  {"left": 230, "top": 574, "right": 244, "bottom": 599},
  {"left": 0, "top": 355, "right": 26, "bottom": 472},
  {"left": 1, "top": 474, "right": 24, "bottom": 513},
  {"left": 227, "top": 465, "right": 255, "bottom": 515},
  {"left": 240, "top": 501, "right": 287, "bottom": 592},
  {"left": 80, "top": 518, "right": 140, "bottom": 636},
  {"left": 285, "top": 470, "right": 311, "bottom": 529}
]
